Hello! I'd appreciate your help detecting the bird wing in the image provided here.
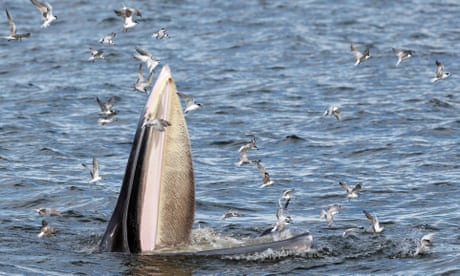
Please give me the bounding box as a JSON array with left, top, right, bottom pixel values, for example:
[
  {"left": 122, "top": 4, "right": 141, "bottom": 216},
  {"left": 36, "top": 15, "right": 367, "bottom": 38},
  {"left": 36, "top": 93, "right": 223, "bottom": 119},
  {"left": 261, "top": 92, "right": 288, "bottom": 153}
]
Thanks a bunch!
[
  {"left": 5, "top": 9, "right": 16, "bottom": 35},
  {"left": 339, "top": 181, "right": 352, "bottom": 192},
  {"left": 96, "top": 97, "right": 107, "bottom": 112},
  {"left": 435, "top": 60, "right": 444, "bottom": 78},
  {"left": 137, "top": 64, "right": 144, "bottom": 82}
]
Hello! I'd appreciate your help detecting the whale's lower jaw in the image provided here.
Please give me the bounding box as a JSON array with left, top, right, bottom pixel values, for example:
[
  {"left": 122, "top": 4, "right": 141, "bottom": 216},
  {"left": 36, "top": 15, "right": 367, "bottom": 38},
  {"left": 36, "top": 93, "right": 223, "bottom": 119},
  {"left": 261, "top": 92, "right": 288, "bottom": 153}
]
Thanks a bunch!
[{"left": 99, "top": 65, "right": 194, "bottom": 253}]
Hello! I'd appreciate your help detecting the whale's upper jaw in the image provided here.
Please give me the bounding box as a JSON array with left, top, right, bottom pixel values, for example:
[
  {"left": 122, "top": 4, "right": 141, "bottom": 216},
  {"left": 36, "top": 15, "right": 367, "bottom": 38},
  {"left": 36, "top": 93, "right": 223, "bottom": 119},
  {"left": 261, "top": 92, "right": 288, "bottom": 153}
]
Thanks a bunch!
[{"left": 99, "top": 65, "right": 194, "bottom": 253}]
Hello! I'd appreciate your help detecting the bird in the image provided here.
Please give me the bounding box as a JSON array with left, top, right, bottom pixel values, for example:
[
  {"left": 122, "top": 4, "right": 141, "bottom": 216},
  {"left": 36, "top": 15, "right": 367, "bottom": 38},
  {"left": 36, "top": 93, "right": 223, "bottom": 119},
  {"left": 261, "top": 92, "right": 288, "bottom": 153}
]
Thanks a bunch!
[
  {"left": 278, "top": 188, "right": 294, "bottom": 210},
  {"left": 96, "top": 97, "right": 117, "bottom": 116},
  {"left": 88, "top": 48, "right": 104, "bottom": 61},
  {"left": 114, "top": 5, "right": 140, "bottom": 32},
  {"left": 133, "top": 64, "right": 154, "bottom": 93},
  {"left": 37, "top": 220, "right": 59, "bottom": 237},
  {"left": 133, "top": 47, "right": 160, "bottom": 73},
  {"left": 99, "top": 32, "right": 116, "bottom": 45},
  {"left": 221, "top": 210, "right": 242, "bottom": 220},
  {"left": 431, "top": 60, "right": 450, "bottom": 83},
  {"left": 82, "top": 157, "right": 102, "bottom": 183},
  {"left": 4, "top": 8, "right": 30, "bottom": 41},
  {"left": 141, "top": 117, "right": 171, "bottom": 131},
  {"left": 152, "top": 27, "right": 169, "bottom": 39},
  {"left": 339, "top": 181, "right": 362, "bottom": 199},
  {"left": 363, "top": 210, "right": 384, "bottom": 233},
  {"left": 35, "top": 208, "right": 62, "bottom": 217},
  {"left": 392, "top": 48, "right": 413, "bottom": 66},
  {"left": 254, "top": 160, "right": 274, "bottom": 188},
  {"left": 414, "top": 233, "right": 435, "bottom": 256},
  {"left": 260, "top": 207, "right": 293, "bottom": 241},
  {"left": 351, "top": 44, "right": 371, "bottom": 65},
  {"left": 320, "top": 204, "right": 341, "bottom": 226},
  {"left": 177, "top": 92, "right": 202, "bottom": 113},
  {"left": 324, "top": 105, "right": 342, "bottom": 121},
  {"left": 30, "top": 0, "right": 57, "bottom": 28}
]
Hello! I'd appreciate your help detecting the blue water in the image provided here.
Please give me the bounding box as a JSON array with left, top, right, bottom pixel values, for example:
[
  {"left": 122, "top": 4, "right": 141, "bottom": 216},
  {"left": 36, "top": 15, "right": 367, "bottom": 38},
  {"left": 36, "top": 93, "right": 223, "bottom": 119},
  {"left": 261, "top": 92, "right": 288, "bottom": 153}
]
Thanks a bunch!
[{"left": 1, "top": 0, "right": 459, "bottom": 274}]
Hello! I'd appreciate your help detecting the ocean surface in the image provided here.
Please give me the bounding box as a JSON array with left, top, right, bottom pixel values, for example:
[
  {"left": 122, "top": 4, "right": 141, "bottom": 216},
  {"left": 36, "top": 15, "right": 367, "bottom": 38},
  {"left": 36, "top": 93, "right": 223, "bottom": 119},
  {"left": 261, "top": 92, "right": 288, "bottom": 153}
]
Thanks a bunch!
[{"left": 1, "top": 0, "right": 459, "bottom": 274}]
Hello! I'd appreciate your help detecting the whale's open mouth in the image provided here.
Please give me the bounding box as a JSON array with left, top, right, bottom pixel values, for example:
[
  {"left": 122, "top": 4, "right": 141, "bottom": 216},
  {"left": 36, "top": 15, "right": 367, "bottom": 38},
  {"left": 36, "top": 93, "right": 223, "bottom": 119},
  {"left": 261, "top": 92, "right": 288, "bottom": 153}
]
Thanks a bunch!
[{"left": 99, "top": 65, "right": 194, "bottom": 253}]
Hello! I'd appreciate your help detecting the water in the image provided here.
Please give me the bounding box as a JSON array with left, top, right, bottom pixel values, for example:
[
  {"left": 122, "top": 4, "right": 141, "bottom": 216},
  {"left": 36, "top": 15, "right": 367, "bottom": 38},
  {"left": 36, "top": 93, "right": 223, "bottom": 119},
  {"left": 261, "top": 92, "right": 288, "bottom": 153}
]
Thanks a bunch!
[{"left": 1, "top": 0, "right": 459, "bottom": 274}]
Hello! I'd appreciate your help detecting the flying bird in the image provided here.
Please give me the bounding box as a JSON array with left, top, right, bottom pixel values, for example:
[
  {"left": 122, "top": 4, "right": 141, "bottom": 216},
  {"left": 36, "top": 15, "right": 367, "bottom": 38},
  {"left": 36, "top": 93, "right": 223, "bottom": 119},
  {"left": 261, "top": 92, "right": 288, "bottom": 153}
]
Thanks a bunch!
[
  {"left": 392, "top": 48, "right": 413, "bottom": 66},
  {"left": 431, "top": 60, "right": 450, "bottom": 83},
  {"left": 99, "top": 32, "right": 116, "bottom": 45},
  {"left": 82, "top": 157, "right": 102, "bottom": 183},
  {"left": 96, "top": 96, "right": 117, "bottom": 115},
  {"left": 324, "top": 105, "right": 342, "bottom": 121},
  {"left": 363, "top": 210, "right": 384, "bottom": 233},
  {"left": 133, "top": 47, "right": 160, "bottom": 73},
  {"left": 351, "top": 44, "right": 371, "bottom": 66},
  {"left": 320, "top": 204, "right": 341, "bottom": 226},
  {"left": 114, "top": 5, "right": 140, "bottom": 32},
  {"left": 30, "top": 0, "right": 57, "bottom": 28},
  {"left": 133, "top": 64, "right": 154, "bottom": 93},
  {"left": 177, "top": 92, "right": 202, "bottom": 113},
  {"left": 254, "top": 160, "right": 274, "bottom": 188},
  {"left": 4, "top": 8, "right": 30, "bottom": 41},
  {"left": 88, "top": 48, "right": 104, "bottom": 61},
  {"left": 339, "top": 181, "right": 362, "bottom": 199},
  {"left": 152, "top": 27, "right": 169, "bottom": 39}
]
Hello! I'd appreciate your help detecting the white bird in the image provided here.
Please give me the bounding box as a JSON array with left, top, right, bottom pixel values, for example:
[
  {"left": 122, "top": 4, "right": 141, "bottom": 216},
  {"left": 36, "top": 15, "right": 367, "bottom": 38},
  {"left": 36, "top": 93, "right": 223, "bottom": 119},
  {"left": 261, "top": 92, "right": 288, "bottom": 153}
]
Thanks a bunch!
[
  {"left": 37, "top": 220, "right": 59, "bottom": 237},
  {"left": 177, "top": 92, "right": 202, "bottom": 113},
  {"left": 141, "top": 117, "right": 171, "bottom": 131},
  {"left": 254, "top": 160, "right": 274, "bottom": 188},
  {"left": 363, "top": 210, "right": 384, "bottom": 233},
  {"left": 152, "top": 27, "right": 169, "bottom": 39},
  {"left": 351, "top": 44, "right": 371, "bottom": 66},
  {"left": 96, "top": 96, "right": 117, "bottom": 115},
  {"left": 339, "top": 181, "right": 362, "bottom": 199},
  {"left": 392, "top": 48, "right": 413, "bottom": 66},
  {"left": 114, "top": 5, "right": 140, "bottom": 32},
  {"left": 324, "top": 105, "right": 342, "bottom": 121},
  {"left": 4, "top": 8, "right": 31, "bottom": 41},
  {"left": 133, "top": 64, "right": 154, "bottom": 93},
  {"left": 99, "top": 32, "right": 116, "bottom": 45},
  {"left": 133, "top": 47, "right": 160, "bottom": 73},
  {"left": 320, "top": 204, "right": 341, "bottom": 226},
  {"left": 30, "top": 0, "right": 57, "bottom": 28},
  {"left": 414, "top": 233, "right": 435, "bottom": 256},
  {"left": 88, "top": 48, "right": 104, "bottom": 61},
  {"left": 82, "top": 157, "right": 102, "bottom": 183},
  {"left": 431, "top": 60, "right": 450, "bottom": 83}
]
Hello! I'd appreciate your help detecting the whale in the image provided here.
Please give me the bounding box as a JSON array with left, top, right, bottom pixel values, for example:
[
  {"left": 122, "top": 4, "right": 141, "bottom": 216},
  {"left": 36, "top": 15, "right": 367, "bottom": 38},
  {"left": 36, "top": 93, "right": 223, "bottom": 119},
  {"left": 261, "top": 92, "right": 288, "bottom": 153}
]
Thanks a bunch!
[{"left": 99, "top": 65, "right": 312, "bottom": 255}]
